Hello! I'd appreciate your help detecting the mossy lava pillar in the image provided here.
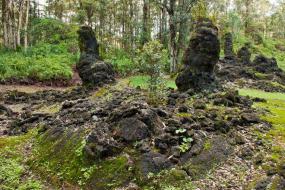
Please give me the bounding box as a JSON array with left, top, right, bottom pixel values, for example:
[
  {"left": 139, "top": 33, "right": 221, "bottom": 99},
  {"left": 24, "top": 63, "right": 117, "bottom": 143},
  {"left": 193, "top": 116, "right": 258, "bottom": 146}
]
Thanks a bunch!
[
  {"left": 77, "top": 26, "right": 115, "bottom": 87},
  {"left": 176, "top": 18, "right": 220, "bottom": 92}
]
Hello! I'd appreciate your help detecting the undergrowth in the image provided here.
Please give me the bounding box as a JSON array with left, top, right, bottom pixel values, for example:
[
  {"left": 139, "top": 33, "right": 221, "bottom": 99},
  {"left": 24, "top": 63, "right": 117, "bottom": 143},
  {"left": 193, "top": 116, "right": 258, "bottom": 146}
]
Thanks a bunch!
[
  {"left": 128, "top": 75, "right": 177, "bottom": 89},
  {"left": 233, "top": 34, "right": 285, "bottom": 71},
  {"left": 0, "top": 129, "right": 43, "bottom": 190},
  {"left": 239, "top": 89, "right": 285, "bottom": 177},
  {"left": 0, "top": 43, "right": 77, "bottom": 82}
]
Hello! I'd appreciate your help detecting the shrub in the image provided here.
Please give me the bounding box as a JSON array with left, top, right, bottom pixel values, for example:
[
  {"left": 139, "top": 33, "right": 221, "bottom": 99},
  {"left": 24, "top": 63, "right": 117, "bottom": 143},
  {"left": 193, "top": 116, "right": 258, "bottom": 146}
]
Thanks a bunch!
[
  {"left": 0, "top": 43, "right": 76, "bottom": 81},
  {"left": 138, "top": 40, "right": 168, "bottom": 104},
  {"left": 104, "top": 48, "right": 138, "bottom": 76}
]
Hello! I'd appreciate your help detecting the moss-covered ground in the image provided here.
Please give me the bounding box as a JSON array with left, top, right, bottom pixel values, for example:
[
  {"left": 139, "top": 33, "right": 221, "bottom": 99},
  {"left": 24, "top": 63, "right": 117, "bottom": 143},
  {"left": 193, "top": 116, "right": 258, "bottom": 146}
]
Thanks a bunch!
[
  {"left": 0, "top": 84, "right": 284, "bottom": 190},
  {"left": 239, "top": 88, "right": 285, "bottom": 180},
  {"left": 0, "top": 129, "right": 44, "bottom": 190}
]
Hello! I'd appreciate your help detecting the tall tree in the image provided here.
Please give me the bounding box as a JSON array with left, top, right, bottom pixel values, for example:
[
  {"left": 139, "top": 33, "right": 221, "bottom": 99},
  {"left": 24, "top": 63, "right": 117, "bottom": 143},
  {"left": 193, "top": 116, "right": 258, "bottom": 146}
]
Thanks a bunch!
[
  {"left": 155, "top": 0, "right": 197, "bottom": 73},
  {"left": 141, "top": 0, "right": 151, "bottom": 46}
]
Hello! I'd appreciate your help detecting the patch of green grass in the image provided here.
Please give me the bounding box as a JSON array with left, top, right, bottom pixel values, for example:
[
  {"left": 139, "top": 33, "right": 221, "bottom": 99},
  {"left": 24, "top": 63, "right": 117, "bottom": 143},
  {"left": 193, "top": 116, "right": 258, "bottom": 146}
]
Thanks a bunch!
[
  {"left": 239, "top": 88, "right": 285, "bottom": 101},
  {"left": 128, "top": 75, "right": 176, "bottom": 89},
  {"left": 271, "top": 82, "right": 285, "bottom": 89},
  {"left": 144, "top": 169, "right": 196, "bottom": 190},
  {"left": 239, "top": 88, "right": 285, "bottom": 175},
  {"left": 254, "top": 72, "right": 270, "bottom": 80},
  {"left": 176, "top": 112, "right": 193, "bottom": 118},
  {"left": 254, "top": 99, "right": 285, "bottom": 170},
  {"left": 203, "top": 139, "right": 212, "bottom": 151},
  {"left": 36, "top": 104, "right": 61, "bottom": 114}
]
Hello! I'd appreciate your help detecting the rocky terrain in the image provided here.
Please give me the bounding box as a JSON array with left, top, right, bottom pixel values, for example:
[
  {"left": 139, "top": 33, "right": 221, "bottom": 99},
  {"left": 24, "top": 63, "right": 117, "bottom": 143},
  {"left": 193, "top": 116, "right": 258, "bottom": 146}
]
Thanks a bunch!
[{"left": 0, "top": 19, "right": 285, "bottom": 190}]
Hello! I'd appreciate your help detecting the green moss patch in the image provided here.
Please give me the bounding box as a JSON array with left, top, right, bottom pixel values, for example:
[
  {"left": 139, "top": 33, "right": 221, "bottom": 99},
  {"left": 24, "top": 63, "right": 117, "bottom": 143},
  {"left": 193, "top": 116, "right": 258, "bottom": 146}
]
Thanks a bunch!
[
  {"left": 254, "top": 100, "right": 285, "bottom": 166},
  {"left": 87, "top": 156, "right": 132, "bottom": 189},
  {"left": 0, "top": 129, "right": 43, "bottom": 190},
  {"left": 28, "top": 128, "right": 88, "bottom": 187},
  {"left": 143, "top": 169, "right": 196, "bottom": 190},
  {"left": 28, "top": 127, "right": 136, "bottom": 189},
  {"left": 239, "top": 89, "right": 285, "bottom": 178}
]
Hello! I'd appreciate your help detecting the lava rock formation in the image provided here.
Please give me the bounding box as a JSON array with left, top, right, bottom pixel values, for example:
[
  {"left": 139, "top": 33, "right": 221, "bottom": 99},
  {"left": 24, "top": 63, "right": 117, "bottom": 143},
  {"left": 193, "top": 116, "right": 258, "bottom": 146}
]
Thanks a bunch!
[
  {"left": 176, "top": 18, "right": 220, "bottom": 92},
  {"left": 224, "top": 32, "right": 235, "bottom": 62},
  {"left": 77, "top": 26, "right": 115, "bottom": 86}
]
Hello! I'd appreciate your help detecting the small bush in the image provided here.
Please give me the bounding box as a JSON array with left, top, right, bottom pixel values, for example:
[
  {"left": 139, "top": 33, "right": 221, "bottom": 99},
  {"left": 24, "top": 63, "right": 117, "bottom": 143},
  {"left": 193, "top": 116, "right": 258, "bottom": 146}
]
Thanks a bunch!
[
  {"left": 138, "top": 41, "right": 168, "bottom": 104},
  {"left": 104, "top": 48, "right": 138, "bottom": 76}
]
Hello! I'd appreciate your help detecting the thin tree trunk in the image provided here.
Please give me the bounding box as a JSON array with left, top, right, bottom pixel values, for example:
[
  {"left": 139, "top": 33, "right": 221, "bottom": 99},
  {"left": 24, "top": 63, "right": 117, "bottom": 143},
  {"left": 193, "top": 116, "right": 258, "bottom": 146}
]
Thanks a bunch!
[
  {"left": 2, "top": 0, "right": 8, "bottom": 47},
  {"left": 141, "top": 0, "right": 150, "bottom": 46},
  {"left": 24, "top": 0, "right": 30, "bottom": 51},
  {"left": 168, "top": 0, "right": 177, "bottom": 73},
  {"left": 17, "top": 0, "right": 24, "bottom": 47}
]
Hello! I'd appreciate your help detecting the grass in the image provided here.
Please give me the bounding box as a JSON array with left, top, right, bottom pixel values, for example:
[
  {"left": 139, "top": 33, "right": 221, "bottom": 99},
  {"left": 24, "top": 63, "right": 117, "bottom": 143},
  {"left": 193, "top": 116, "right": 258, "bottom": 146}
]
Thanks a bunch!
[
  {"left": 128, "top": 75, "right": 177, "bottom": 89},
  {"left": 255, "top": 100, "right": 285, "bottom": 171},
  {"left": 239, "top": 88, "right": 285, "bottom": 101},
  {"left": 239, "top": 88, "right": 285, "bottom": 178}
]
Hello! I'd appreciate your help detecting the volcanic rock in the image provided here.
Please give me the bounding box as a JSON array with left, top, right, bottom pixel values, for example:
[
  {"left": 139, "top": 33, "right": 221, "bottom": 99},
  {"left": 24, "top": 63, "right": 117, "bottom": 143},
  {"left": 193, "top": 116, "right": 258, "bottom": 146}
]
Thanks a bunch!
[
  {"left": 84, "top": 125, "right": 122, "bottom": 159},
  {"left": 252, "top": 54, "right": 280, "bottom": 73},
  {"left": 224, "top": 32, "right": 235, "bottom": 61},
  {"left": 77, "top": 26, "right": 115, "bottom": 86},
  {"left": 115, "top": 117, "right": 150, "bottom": 142},
  {"left": 176, "top": 18, "right": 220, "bottom": 92},
  {"left": 140, "top": 152, "right": 173, "bottom": 176},
  {"left": 237, "top": 43, "right": 251, "bottom": 64}
]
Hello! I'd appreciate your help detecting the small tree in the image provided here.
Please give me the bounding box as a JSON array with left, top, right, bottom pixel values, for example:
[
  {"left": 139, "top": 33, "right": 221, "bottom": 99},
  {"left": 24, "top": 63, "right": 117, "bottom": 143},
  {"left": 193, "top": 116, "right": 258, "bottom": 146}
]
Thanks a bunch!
[{"left": 140, "top": 40, "right": 168, "bottom": 104}]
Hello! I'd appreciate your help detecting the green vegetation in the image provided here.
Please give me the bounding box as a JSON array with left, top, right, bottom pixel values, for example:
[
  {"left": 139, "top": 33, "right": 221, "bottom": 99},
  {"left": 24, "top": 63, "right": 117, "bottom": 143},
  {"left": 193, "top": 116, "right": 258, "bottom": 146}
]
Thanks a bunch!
[
  {"left": 28, "top": 127, "right": 133, "bottom": 189},
  {"left": 239, "top": 88, "right": 285, "bottom": 101},
  {"left": 144, "top": 169, "right": 196, "bottom": 190},
  {"left": 28, "top": 129, "right": 88, "bottom": 187},
  {"left": 255, "top": 100, "right": 285, "bottom": 164},
  {"left": 0, "top": 18, "right": 78, "bottom": 82},
  {"left": 0, "top": 129, "right": 43, "bottom": 190},
  {"left": 104, "top": 49, "right": 137, "bottom": 77},
  {"left": 128, "top": 75, "right": 176, "bottom": 89},
  {"left": 239, "top": 89, "right": 285, "bottom": 179},
  {"left": 233, "top": 35, "right": 285, "bottom": 71},
  {"left": 139, "top": 41, "right": 168, "bottom": 91},
  {"left": 0, "top": 43, "right": 77, "bottom": 82},
  {"left": 203, "top": 140, "right": 212, "bottom": 151}
]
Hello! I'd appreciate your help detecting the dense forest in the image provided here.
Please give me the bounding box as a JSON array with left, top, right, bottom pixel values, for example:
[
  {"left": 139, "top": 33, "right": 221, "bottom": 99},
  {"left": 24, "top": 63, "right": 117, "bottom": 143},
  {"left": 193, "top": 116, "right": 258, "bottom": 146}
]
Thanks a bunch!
[
  {"left": 0, "top": 0, "right": 285, "bottom": 190},
  {"left": 0, "top": 0, "right": 285, "bottom": 81}
]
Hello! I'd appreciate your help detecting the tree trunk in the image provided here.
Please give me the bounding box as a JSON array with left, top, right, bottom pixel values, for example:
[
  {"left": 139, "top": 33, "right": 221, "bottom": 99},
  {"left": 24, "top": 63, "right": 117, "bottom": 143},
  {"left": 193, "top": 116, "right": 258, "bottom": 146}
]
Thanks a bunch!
[
  {"left": 160, "top": 0, "right": 168, "bottom": 47},
  {"left": 168, "top": 0, "right": 177, "bottom": 73},
  {"left": 24, "top": 0, "right": 30, "bottom": 51},
  {"left": 141, "top": 0, "right": 150, "bottom": 46},
  {"left": 176, "top": 0, "right": 191, "bottom": 65},
  {"left": 244, "top": 0, "right": 251, "bottom": 35},
  {"left": 2, "top": 0, "right": 8, "bottom": 47},
  {"left": 17, "top": 0, "right": 24, "bottom": 47}
]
